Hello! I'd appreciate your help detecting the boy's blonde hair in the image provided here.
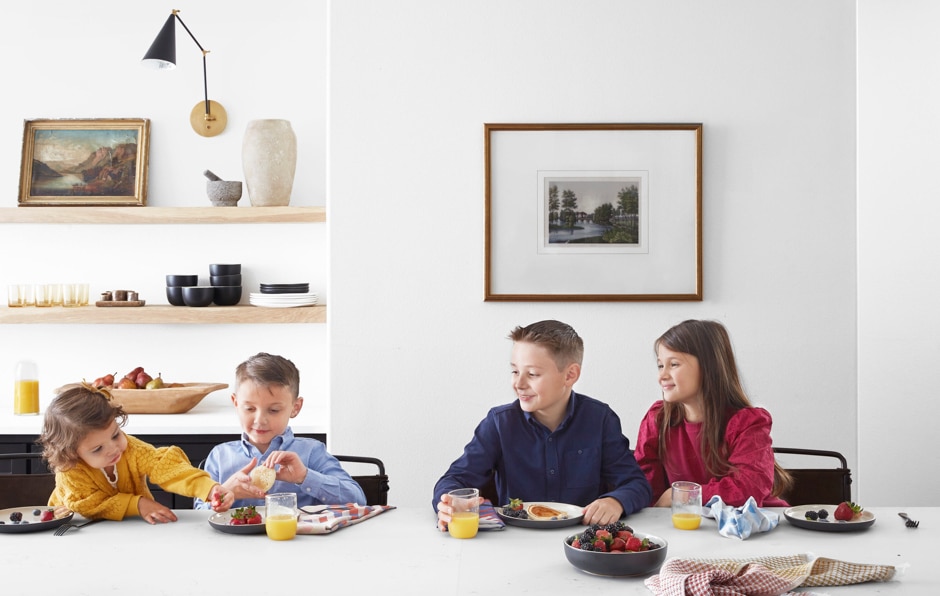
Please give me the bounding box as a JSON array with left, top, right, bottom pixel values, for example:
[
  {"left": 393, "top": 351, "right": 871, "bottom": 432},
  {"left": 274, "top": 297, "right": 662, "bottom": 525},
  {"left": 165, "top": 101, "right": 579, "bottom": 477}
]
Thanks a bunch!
[
  {"left": 234, "top": 352, "right": 301, "bottom": 399},
  {"left": 508, "top": 320, "right": 584, "bottom": 370},
  {"left": 38, "top": 385, "right": 128, "bottom": 472}
]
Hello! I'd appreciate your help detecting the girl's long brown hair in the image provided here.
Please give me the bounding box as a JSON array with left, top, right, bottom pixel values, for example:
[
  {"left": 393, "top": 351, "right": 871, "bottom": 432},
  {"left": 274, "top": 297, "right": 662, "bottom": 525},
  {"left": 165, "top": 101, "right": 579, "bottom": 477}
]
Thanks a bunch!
[
  {"left": 655, "top": 320, "right": 792, "bottom": 497},
  {"left": 37, "top": 383, "right": 128, "bottom": 472}
]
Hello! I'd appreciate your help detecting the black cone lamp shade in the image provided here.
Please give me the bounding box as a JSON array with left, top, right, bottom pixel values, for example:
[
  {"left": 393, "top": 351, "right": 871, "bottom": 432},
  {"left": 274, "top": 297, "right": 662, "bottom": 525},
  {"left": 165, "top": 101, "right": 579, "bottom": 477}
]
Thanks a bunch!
[{"left": 142, "top": 10, "right": 227, "bottom": 137}]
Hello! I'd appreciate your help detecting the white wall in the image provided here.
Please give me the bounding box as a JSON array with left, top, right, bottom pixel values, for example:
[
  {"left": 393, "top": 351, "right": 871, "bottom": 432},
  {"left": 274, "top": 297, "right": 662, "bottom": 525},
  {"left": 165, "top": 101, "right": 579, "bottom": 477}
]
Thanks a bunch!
[
  {"left": 0, "top": 1, "right": 331, "bottom": 430},
  {"left": 858, "top": 1, "right": 940, "bottom": 505},
  {"left": 330, "top": 1, "right": 859, "bottom": 507}
]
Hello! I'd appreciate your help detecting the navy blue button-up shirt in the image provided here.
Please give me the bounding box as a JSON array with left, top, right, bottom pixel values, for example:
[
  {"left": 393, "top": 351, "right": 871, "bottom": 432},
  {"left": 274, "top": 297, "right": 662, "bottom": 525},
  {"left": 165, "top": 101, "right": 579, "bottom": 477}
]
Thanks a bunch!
[{"left": 433, "top": 392, "right": 651, "bottom": 515}]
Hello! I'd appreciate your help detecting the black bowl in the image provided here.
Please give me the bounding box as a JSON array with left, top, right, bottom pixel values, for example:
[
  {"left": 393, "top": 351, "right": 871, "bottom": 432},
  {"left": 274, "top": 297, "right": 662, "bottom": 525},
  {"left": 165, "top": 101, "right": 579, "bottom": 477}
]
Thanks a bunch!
[
  {"left": 563, "top": 529, "right": 667, "bottom": 577},
  {"left": 209, "top": 263, "right": 241, "bottom": 276},
  {"left": 212, "top": 286, "right": 242, "bottom": 306},
  {"left": 182, "top": 286, "right": 215, "bottom": 307},
  {"left": 210, "top": 274, "right": 242, "bottom": 286},
  {"left": 166, "top": 286, "right": 186, "bottom": 306},
  {"left": 166, "top": 274, "right": 198, "bottom": 287}
]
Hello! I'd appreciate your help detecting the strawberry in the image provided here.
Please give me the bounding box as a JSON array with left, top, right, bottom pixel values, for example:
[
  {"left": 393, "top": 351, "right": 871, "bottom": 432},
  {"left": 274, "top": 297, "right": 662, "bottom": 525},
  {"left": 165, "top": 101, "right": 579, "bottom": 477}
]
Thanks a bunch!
[
  {"left": 616, "top": 529, "right": 633, "bottom": 541},
  {"left": 834, "top": 501, "right": 862, "bottom": 521},
  {"left": 594, "top": 529, "right": 612, "bottom": 539},
  {"left": 230, "top": 505, "right": 262, "bottom": 525},
  {"left": 40, "top": 509, "right": 55, "bottom": 522},
  {"left": 509, "top": 498, "right": 524, "bottom": 511},
  {"left": 570, "top": 538, "right": 581, "bottom": 549},
  {"left": 625, "top": 536, "right": 643, "bottom": 552},
  {"left": 593, "top": 539, "right": 608, "bottom": 552},
  {"left": 610, "top": 537, "right": 627, "bottom": 552}
]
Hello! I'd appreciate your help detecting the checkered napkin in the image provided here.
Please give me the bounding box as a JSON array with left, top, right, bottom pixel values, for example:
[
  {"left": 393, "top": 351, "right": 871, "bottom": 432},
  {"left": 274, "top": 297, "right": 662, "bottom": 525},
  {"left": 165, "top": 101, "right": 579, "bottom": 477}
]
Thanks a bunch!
[
  {"left": 479, "top": 499, "right": 505, "bottom": 531},
  {"left": 296, "top": 503, "right": 395, "bottom": 535},
  {"left": 644, "top": 554, "right": 896, "bottom": 595},
  {"left": 703, "top": 496, "right": 779, "bottom": 539}
]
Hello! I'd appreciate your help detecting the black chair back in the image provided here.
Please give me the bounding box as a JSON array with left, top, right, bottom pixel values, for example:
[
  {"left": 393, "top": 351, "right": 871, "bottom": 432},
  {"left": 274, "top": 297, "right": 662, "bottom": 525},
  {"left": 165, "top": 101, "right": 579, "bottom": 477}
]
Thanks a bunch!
[
  {"left": 335, "top": 455, "right": 389, "bottom": 506},
  {"left": 0, "top": 452, "right": 57, "bottom": 509},
  {"left": 773, "top": 447, "right": 852, "bottom": 505}
]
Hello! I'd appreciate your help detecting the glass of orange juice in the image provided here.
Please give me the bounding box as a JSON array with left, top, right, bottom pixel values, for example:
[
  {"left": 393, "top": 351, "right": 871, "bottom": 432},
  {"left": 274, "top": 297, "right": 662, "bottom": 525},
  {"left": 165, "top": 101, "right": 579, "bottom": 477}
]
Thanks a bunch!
[
  {"left": 447, "top": 488, "right": 480, "bottom": 539},
  {"left": 671, "top": 481, "right": 702, "bottom": 530},
  {"left": 14, "top": 360, "right": 40, "bottom": 416},
  {"left": 265, "top": 492, "right": 298, "bottom": 541}
]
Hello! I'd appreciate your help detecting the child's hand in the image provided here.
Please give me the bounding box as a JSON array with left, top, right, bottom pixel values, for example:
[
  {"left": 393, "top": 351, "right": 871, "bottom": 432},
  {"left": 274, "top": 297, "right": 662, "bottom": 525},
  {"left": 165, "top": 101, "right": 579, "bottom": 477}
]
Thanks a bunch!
[
  {"left": 581, "top": 496, "right": 624, "bottom": 526},
  {"left": 138, "top": 498, "right": 178, "bottom": 525},
  {"left": 435, "top": 493, "right": 485, "bottom": 532},
  {"left": 263, "top": 450, "right": 308, "bottom": 485},
  {"left": 222, "top": 457, "right": 267, "bottom": 500},
  {"left": 208, "top": 484, "right": 233, "bottom": 512}
]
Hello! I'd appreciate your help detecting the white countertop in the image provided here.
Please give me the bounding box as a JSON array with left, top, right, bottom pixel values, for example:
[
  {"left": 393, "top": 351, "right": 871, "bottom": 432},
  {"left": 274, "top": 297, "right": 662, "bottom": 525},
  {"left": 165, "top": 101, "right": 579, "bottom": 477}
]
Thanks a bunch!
[
  {"left": 0, "top": 390, "right": 328, "bottom": 436},
  {"left": 3, "top": 506, "right": 934, "bottom": 594}
]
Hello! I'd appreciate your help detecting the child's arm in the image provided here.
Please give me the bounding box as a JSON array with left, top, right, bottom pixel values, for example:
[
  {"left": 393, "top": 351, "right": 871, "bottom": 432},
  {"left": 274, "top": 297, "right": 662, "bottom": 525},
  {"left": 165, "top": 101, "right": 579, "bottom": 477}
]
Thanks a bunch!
[
  {"left": 264, "top": 449, "right": 366, "bottom": 505},
  {"left": 699, "top": 408, "right": 779, "bottom": 507}
]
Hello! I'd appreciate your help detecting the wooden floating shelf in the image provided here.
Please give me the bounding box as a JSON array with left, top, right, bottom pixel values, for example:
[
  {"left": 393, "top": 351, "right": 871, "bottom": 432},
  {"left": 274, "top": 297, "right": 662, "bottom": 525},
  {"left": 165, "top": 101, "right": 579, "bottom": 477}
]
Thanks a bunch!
[
  {"left": 0, "top": 206, "right": 325, "bottom": 224},
  {"left": 0, "top": 305, "right": 326, "bottom": 324}
]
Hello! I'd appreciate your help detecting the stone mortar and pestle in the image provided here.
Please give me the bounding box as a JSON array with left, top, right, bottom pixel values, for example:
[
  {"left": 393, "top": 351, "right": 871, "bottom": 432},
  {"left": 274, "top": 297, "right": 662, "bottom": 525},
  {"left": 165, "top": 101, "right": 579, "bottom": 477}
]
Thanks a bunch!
[{"left": 204, "top": 170, "right": 243, "bottom": 206}]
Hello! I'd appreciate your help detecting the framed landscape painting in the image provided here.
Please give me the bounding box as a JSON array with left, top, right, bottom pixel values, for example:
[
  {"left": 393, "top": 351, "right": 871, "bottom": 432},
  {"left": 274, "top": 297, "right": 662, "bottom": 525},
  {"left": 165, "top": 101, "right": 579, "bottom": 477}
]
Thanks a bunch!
[
  {"left": 484, "top": 123, "right": 703, "bottom": 301},
  {"left": 18, "top": 118, "right": 150, "bottom": 206}
]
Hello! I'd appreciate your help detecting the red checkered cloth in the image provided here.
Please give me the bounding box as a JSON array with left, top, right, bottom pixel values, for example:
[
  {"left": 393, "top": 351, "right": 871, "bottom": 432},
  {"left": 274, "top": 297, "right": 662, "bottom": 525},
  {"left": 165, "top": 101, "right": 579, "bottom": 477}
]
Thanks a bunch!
[
  {"left": 645, "top": 554, "right": 896, "bottom": 595},
  {"left": 297, "top": 503, "right": 395, "bottom": 535}
]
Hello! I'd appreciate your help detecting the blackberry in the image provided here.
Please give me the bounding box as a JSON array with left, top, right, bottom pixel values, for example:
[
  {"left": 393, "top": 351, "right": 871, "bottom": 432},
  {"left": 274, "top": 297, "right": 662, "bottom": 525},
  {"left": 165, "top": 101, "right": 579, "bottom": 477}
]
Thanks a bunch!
[
  {"left": 579, "top": 542, "right": 594, "bottom": 551},
  {"left": 804, "top": 510, "right": 818, "bottom": 521},
  {"left": 9, "top": 511, "right": 22, "bottom": 523},
  {"left": 817, "top": 509, "right": 829, "bottom": 520}
]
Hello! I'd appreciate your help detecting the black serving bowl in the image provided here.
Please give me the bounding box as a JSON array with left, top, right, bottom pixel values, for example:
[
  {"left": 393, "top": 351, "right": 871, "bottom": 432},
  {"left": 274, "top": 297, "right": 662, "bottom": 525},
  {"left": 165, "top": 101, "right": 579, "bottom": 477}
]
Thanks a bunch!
[
  {"left": 209, "top": 263, "right": 241, "bottom": 276},
  {"left": 210, "top": 274, "right": 242, "bottom": 286},
  {"left": 166, "top": 286, "right": 186, "bottom": 306},
  {"left": 563, "top": 529, "right": 667, "bottom": 577},
  {"left": 182, "top": 286, "right": 215, "bottom": 307},
  {"left": 212, "top": 286, "right": 242, "bottom": 306},
  {"left": 166, "top": 274, "right": 198, "bottom": 287}
]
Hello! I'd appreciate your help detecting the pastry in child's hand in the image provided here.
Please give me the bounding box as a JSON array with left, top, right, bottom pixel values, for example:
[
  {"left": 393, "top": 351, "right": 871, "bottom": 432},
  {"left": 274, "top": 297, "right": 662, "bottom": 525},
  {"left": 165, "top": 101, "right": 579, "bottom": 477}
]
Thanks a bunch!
[{"left": 249, "top": 465, "right": 276, "bottom": 491}]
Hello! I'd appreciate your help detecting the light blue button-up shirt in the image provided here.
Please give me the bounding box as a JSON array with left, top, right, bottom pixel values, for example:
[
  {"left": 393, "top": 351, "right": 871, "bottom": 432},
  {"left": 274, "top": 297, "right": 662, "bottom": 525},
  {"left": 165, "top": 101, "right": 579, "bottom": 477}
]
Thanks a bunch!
[{"left": 193, "top": 427, "right": 366, "bottom": 509}]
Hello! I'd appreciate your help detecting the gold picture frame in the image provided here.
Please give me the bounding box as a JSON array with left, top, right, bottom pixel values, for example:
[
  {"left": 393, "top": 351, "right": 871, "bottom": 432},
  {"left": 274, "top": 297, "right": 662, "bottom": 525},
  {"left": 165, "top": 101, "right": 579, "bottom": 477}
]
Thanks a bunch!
[
  {"left": 18, "top": 118, "right": 150, "bottom": 206},
  {"left": 485, "top": 122, "right": 703, "bottom": 301}
]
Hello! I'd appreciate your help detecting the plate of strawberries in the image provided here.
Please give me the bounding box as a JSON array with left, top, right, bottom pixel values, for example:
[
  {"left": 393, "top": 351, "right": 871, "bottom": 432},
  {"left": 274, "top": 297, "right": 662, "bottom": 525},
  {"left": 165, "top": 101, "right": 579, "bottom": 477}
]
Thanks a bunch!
[
  {"left": 0, "top": 506, "right": 73, "bottom": 534},
  {"left": 783, "top": 502, "right": 875, "bottom": 532},
  {"left": 208, "top": 505, "right": 266, "bottom": 534}
]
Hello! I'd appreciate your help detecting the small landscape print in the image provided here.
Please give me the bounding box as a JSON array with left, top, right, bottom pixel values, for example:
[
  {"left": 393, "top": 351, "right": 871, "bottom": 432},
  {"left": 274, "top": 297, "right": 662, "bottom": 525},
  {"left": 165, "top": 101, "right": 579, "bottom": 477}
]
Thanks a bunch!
[
  {"left": 18, "top": 118, "right": 150, "bottom": 206},
  {"left": 538, "top": 172, "right": 648, "bottom": 255}
]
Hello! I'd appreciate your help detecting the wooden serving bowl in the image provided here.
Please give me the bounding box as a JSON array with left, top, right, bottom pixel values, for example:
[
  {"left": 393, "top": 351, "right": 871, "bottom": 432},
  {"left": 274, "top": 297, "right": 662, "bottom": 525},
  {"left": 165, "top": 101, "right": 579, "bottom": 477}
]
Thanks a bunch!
[{"left": 54, "top": 382, "right": 229, "bottom": 414}]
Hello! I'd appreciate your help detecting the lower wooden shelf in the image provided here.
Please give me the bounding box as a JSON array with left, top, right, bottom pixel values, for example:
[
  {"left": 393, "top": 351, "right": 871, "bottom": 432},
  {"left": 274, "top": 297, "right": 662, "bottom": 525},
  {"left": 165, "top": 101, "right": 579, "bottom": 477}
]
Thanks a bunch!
[{"left": 0, "top": 304, "right": 326, "bottom": 324}]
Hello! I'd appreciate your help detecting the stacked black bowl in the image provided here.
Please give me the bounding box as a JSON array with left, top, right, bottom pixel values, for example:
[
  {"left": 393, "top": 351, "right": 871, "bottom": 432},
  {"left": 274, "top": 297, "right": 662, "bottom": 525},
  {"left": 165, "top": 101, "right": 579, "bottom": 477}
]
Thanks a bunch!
[
  {"left": 209, "top": 263, "right": 242, "bottom": 306},
  {"left": 166, "top": 274, "right": 198, "bottom": 307}
]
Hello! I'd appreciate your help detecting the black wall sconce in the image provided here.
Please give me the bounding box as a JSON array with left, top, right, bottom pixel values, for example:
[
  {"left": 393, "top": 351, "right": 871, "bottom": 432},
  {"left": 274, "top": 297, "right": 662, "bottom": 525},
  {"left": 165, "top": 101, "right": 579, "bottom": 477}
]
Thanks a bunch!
[{"left": 142, "top": 9, "right": 227, "bottom": 137}]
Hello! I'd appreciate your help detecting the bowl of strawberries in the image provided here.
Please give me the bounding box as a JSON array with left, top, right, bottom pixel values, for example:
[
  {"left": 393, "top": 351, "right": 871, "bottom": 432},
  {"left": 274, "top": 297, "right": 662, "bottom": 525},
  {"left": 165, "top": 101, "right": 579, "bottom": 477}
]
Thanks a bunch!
[{"left": 563, "top": 522, "right": 667, "bottom": 577}]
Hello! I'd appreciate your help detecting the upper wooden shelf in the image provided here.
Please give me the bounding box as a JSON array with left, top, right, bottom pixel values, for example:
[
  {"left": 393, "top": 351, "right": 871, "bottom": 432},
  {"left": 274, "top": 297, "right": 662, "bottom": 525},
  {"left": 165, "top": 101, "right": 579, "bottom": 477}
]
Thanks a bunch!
[
  {"left": 0, "top": 206, "right": 325, "bottom": 224},
  {"left": 0, "top": 304, "right": 326, "bottom": 324}
]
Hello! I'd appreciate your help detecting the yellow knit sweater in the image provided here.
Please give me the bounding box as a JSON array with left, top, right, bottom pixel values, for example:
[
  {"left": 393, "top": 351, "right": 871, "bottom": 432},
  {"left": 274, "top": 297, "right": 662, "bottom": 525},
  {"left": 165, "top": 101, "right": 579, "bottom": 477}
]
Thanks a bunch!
[{"left": 49, "top": 434, "right": 217, "bottom": 520}]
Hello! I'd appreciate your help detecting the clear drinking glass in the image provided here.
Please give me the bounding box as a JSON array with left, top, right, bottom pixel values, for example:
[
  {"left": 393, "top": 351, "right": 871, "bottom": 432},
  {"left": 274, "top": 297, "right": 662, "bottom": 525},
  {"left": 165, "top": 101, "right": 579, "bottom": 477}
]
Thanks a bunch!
[
  {"left": 265, "top": 492, "right": 298, "bottom": 541},
  {"left": 14, "top": 360, "right": 40, "bottom": 416},
  {"left": 447, "top": 488, "right": 480, "bottom": 539},
  {"left": 671, "top": 481, "right": 702, "bottom": 530}
]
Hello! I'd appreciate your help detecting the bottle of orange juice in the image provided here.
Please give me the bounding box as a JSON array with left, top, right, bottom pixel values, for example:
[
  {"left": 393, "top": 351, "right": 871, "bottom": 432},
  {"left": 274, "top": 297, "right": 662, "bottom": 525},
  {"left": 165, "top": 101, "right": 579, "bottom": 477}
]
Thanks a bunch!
[{"left": 14, "top": 360, "right": 40, "bottom": 416}]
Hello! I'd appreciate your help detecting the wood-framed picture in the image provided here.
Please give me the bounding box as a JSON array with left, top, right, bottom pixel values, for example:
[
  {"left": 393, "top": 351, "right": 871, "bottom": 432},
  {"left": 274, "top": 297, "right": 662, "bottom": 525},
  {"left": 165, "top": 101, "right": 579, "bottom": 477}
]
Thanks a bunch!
[
  {"left": 18, "top": 118, "right": 150, "bottom": 206},
  {"left": 485, "top": 123, "right": 703, "bottom": 301}
]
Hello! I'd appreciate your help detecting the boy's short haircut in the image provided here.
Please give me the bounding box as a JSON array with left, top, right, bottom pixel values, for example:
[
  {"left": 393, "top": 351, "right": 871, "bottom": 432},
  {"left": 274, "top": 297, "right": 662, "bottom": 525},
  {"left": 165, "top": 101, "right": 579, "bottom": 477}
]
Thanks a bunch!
[
  {"left": 234, "top": 352, "right": 301, "bottom": 399},
  {"left": 508, "top": 320, "right": 584, "bottom": 369}
]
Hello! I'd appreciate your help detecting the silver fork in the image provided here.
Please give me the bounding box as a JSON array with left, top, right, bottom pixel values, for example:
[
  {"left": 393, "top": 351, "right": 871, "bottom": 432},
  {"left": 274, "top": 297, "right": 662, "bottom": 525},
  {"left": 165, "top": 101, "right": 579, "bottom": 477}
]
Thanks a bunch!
[
  {"left": 54, "top": 518, "right": 104, "bottom": 536},
  {"left": 898, "top": 512, "right": 920, "bottom": 528}
]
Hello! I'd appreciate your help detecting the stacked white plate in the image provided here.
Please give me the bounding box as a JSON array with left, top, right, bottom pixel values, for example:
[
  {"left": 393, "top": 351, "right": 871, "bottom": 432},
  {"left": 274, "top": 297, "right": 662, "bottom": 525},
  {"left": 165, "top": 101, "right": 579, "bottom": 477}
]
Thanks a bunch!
[{"left": 249, "top": 292, "right": 318, "bottom": 308}]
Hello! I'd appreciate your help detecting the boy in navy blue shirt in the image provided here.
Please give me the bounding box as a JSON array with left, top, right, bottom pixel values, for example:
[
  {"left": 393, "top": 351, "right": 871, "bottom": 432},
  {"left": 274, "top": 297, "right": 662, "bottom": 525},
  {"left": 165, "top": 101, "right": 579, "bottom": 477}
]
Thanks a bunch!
[{"left": 433, "top": 320, "right": 650, "bottom": 530}]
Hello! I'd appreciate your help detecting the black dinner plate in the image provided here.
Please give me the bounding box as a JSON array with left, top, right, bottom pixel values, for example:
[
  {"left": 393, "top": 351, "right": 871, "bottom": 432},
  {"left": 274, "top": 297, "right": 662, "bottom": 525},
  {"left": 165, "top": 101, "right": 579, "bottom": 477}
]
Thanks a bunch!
[
  {"left": 0, "top": 506, "right": 74, "bottom": 534},
  {"left": 208, "top": 510, "right": 266, "bottom": 534},
  {"left": 496, "top": 501, "right": 584, "bottom": 528},
  {"left": 783, "top": 504, "right": 875, "bottom": 532}
]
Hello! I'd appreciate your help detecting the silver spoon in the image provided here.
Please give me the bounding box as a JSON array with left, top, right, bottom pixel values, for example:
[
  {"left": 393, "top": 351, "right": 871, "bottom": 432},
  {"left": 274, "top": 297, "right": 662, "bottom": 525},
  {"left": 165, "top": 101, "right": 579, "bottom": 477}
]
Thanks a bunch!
[{"left": 898, "top": 512, "right": 919, "bottom": 528}]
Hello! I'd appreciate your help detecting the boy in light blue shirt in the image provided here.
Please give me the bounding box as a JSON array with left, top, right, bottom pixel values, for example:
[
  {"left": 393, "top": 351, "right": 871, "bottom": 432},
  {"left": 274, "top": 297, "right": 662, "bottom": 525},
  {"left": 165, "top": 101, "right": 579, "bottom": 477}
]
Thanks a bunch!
[{"left": 194, "top": 352, "right": 365, "bottom": 510}]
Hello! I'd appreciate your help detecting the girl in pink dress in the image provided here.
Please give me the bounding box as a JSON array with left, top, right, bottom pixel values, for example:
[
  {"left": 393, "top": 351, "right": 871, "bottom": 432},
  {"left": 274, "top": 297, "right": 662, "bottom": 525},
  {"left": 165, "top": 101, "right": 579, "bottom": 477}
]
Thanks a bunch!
[{"left": 635, "top": 319, "right": 792, "bottom": 507}]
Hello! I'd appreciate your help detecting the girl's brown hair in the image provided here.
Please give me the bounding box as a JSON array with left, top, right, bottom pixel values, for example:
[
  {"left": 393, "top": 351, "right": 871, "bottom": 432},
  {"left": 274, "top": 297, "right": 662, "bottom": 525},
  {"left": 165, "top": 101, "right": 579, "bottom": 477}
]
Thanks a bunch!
[
  {"left": 38, "top": 384, "right": 128, "bottom": 472},
  {"left": 655, "top": 319, "right": 792, "bottom": 497}
]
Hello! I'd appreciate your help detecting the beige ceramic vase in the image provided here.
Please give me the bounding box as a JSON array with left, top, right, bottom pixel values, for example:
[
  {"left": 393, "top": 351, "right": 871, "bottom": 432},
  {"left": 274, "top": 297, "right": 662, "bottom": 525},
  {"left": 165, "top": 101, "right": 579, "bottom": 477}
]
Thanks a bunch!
[{"left": 242, "top": 119, "right": 297, "bottom": 206}]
